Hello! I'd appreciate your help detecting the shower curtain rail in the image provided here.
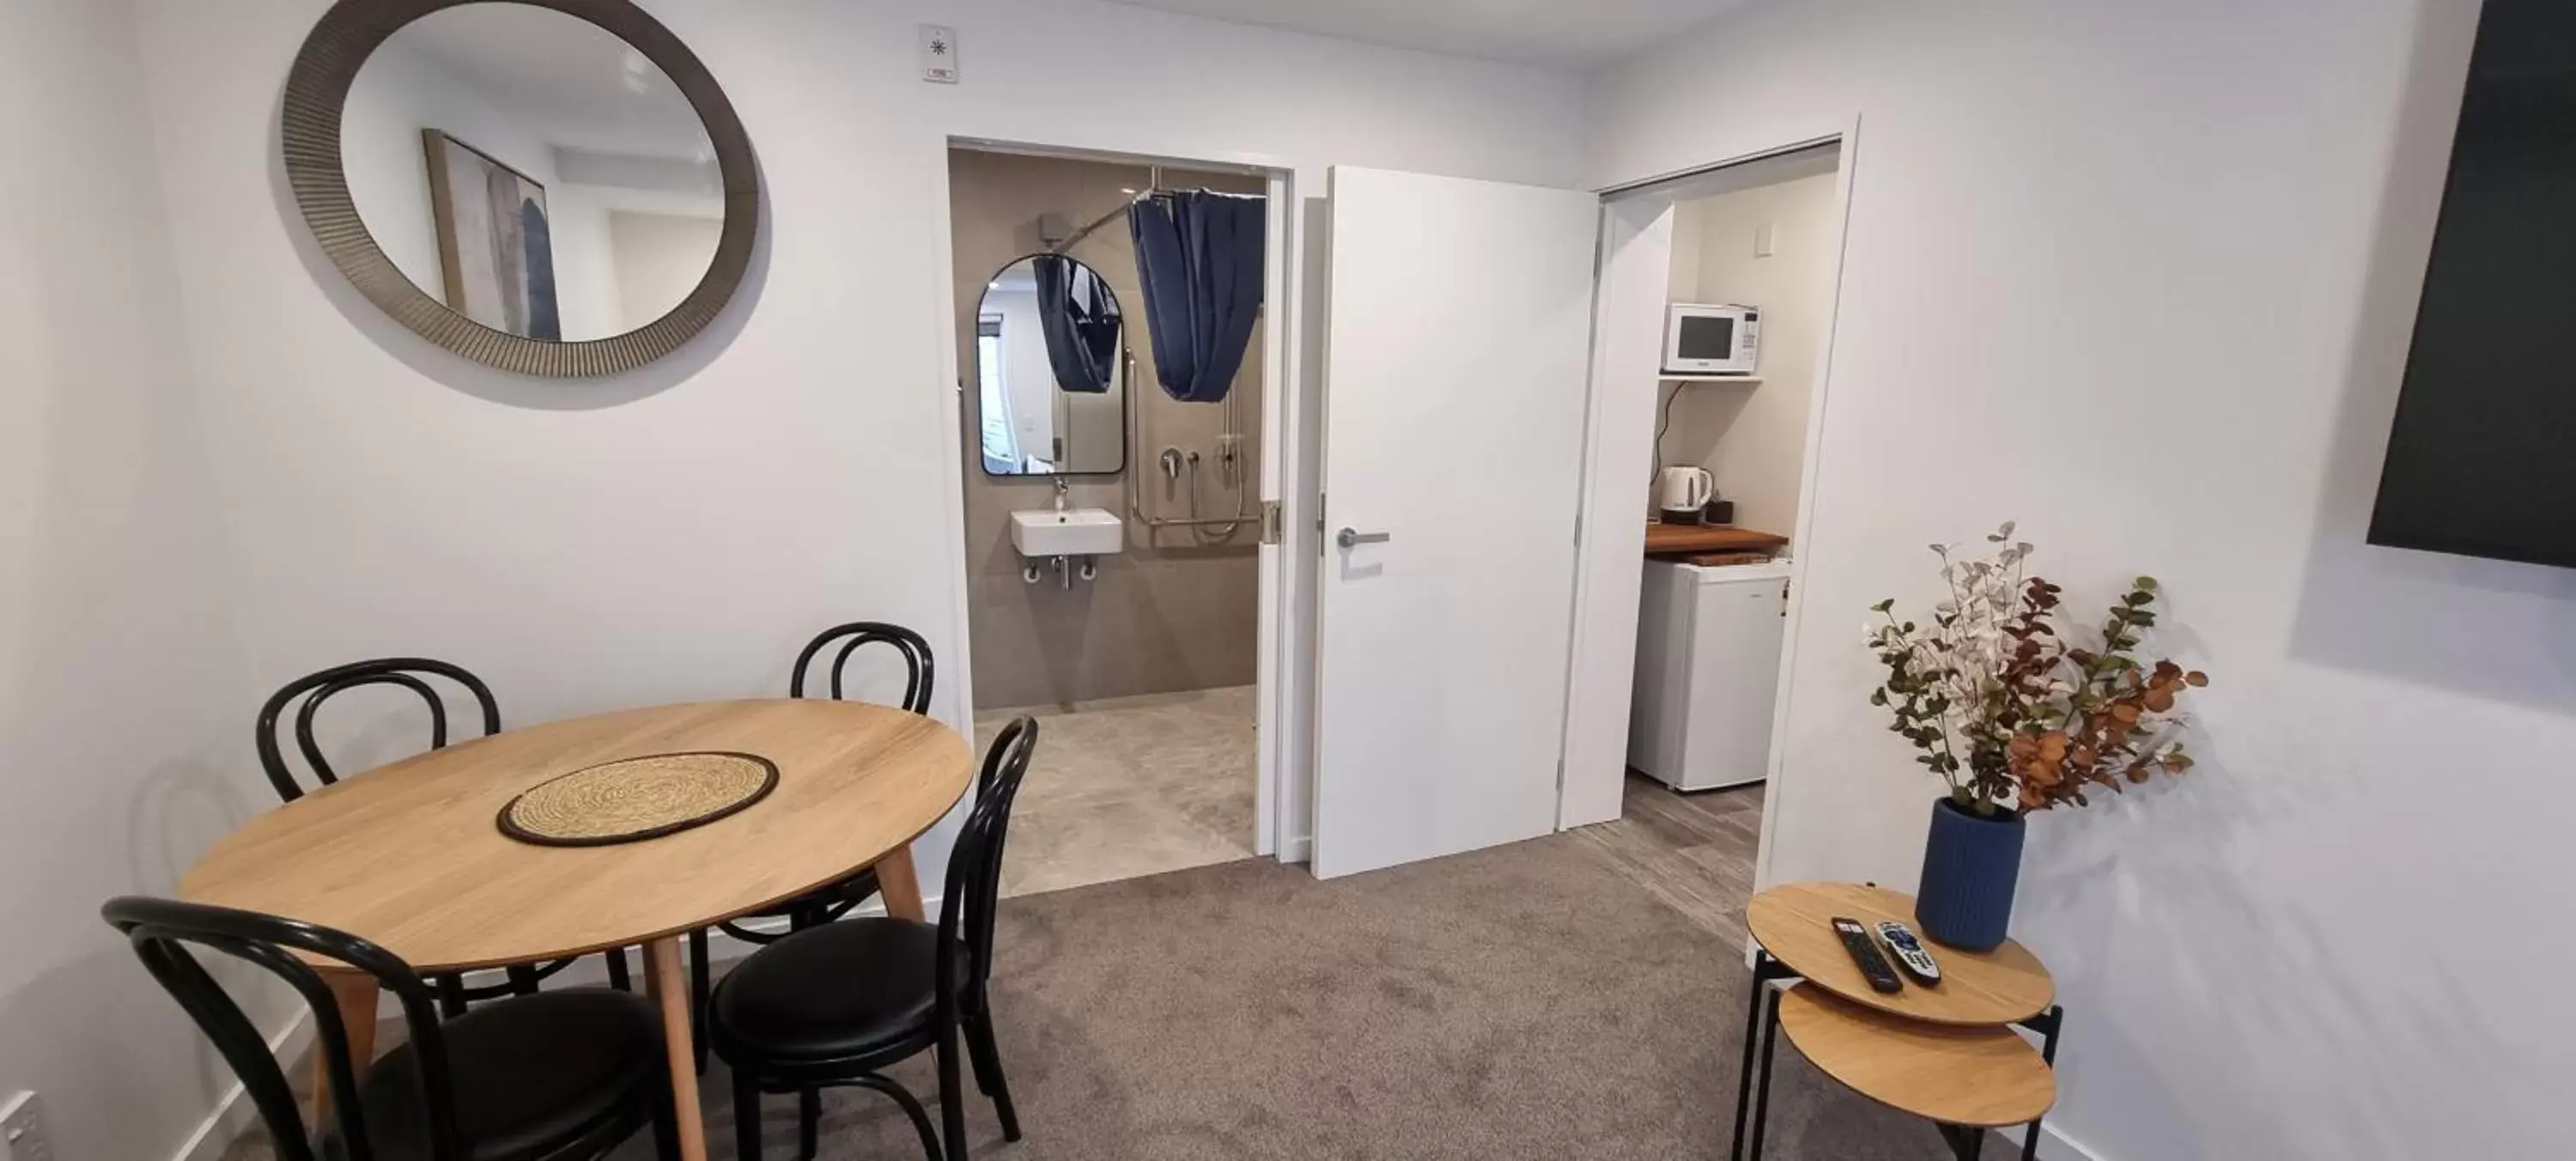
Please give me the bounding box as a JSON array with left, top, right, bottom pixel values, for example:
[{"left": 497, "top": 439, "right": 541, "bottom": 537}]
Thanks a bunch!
[
  {"left": 1053, "top": 164, "right": 1171, "bottom": 255},
  {"left": 1053, "top": 191, "right": 1151, "bottom": 254}
]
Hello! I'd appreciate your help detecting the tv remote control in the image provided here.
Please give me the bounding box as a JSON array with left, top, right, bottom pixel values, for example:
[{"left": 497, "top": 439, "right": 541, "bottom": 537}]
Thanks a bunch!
[
  {"left": 1874, "top": 921, "right": 1942, "bottom": 986},
  {"left": 1832, "top": 916, "right": 1905, "bottom": 993}
]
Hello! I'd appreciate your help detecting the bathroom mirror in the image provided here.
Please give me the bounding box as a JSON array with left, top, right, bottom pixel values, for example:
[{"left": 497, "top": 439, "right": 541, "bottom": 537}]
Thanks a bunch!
[
  {"left": 283, "top": 0, "right": 757, "bottom": 377},
  {"left": 975, "top": 254, "right": 1128, "bottom": 476}
]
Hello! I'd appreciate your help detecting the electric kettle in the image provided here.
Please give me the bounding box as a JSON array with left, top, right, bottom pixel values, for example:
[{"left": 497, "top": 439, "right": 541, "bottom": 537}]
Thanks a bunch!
[{"left": 1656, "top": 466, "right": 1715, "bottom": 524}]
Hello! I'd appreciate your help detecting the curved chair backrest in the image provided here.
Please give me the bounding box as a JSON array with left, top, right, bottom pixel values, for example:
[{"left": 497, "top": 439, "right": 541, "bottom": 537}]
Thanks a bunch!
[
  {"left": 790, "top": 623, "right": 934, "bottom": 714},
  {"left": 256, "top": 659, "right": 500, "bottom": 803},
  {"left": 939, "top": 716, "right": 1038, "bottom": 1004},
  {"left": 102, "top": 897, "right": 459, "bottom": 1161}
]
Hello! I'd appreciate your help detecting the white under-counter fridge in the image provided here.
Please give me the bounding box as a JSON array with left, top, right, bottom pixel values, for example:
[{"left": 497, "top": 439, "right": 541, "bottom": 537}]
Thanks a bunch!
[{"left": 1626, "top": 559, "right": 1792, "bottom": 791}]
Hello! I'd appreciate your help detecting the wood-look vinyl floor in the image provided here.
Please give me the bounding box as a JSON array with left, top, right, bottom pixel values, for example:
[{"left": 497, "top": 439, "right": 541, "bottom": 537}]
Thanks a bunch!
[{"left": 1567, "top": 772, "right": 1766, "bottom": 947}]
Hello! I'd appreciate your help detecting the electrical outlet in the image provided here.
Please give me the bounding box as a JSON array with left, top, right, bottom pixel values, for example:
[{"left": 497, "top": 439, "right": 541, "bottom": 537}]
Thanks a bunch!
[{"left": 0, "top": 1091, "right": 50, "bottom": 1161}]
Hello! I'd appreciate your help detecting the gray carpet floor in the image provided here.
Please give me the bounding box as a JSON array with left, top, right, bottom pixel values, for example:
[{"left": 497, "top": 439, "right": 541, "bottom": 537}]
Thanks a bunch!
[
  {"left": 230, "top": 831, "right": 1995, "bottom": 1160},
  {"left": 659, "top": 834, "right": 1988, "bottom": 1161}
]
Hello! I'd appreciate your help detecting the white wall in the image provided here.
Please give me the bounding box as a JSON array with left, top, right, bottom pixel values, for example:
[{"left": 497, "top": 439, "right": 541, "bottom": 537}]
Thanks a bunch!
[
  {"left": 548, "top": 187, "right": 622, "bottom": 341},
  {"left": 607, "top": 210, "right": 721, "bottom": 333},
  {"left": 983, "top": 284, "right": 1056, "bottom": 465},
  {"left": 1665, "top": 171, "right": 1837, "bottom": 538},
  {"left": 977, "top": 279, "right": 1123, "bottom": 475},
  {"left": 118, "top": 1, "right": 1583, "bottom": 1135},
  {"left": 0, "top": 3, "right": 275, "bottom": 1159},
  {"left": 1594, "top": 0, "right": 2563, "bottom": 1157},
  {"left": 1663, "top": 198, "right": 1702, "bottom": 301},
  {"left": 340, "top": 37, "right": 622, "bottom": 339}
]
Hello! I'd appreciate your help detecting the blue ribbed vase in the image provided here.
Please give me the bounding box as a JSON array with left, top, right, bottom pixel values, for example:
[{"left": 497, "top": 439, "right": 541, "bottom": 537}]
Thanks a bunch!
[{"left": 1914, "top": 797, "right": 2025, "bottom": 951}]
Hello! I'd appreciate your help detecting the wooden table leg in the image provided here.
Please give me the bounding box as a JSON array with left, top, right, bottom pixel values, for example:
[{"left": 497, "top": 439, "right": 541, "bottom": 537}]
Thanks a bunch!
[
  {"left": 644, "top": 937, "right": 708, "bottom": 1161},
  {"left": 311, "top": 971, "right": 379, "bottom": 1124},
  {"left": 874, "top": 843, "right": 927, "bottom": 921}
]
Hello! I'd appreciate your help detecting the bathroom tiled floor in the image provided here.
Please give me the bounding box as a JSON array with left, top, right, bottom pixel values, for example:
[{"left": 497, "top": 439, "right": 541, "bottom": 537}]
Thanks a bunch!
[{"left": 976, "top": 684, "right": 1258, "bottom": 897}]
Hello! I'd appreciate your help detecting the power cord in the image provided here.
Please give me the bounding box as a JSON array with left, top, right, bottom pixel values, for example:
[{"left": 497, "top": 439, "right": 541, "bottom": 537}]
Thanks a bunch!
[{"left": 1651, "top": 381, "right": 1681, "bottom": 477}]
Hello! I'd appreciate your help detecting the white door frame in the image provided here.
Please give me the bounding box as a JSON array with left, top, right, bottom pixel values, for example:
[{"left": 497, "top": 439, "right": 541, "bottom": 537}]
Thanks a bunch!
[
  {"left": 1557, "top": 118, "right": 1865, "bottom": 894},
  {"left": 927, "top": 136, "right": 1303, "bottom": 862}
]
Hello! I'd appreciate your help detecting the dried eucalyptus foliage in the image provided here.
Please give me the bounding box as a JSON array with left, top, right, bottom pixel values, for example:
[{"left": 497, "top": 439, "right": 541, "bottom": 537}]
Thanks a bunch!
[{"left": 1865, "top": 523, "right": 2210, "bottom": 817}]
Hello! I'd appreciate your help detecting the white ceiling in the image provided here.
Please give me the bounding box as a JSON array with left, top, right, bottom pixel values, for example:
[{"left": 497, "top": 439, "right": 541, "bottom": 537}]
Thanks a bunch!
[
  {"left": 392, "top": 4, "right": 709, "bottom": 161},
  {"left": 1103, "top": 0, "right": 1749, "bottom": 70}
]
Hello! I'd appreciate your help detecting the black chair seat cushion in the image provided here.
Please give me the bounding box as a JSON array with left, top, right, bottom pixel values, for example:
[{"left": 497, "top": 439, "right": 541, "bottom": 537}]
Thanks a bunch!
[
  {"left": 356, "top": 987, "right": 662, "bottom": 1161},
  {"left": 712, "top": 917, "right": 961, "bottom": 1063}
]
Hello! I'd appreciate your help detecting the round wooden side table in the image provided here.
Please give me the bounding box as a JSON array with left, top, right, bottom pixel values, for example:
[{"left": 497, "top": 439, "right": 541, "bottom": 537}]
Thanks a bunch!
[{"left": 1730, "top": 882, "right": 2065, "bottom": 1161}]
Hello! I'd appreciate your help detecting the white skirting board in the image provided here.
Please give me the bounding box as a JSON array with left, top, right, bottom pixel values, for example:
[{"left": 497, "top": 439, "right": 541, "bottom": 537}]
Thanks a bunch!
[
  {"left": 2011, "top": 1121, "right": 2110, "bottom": 1161},
  {"left": 172, "top": 1012, "right": 313, "bottom": 1161},
  {"left": 167, "top": 902, "right": 923, "bottom": 1161}
]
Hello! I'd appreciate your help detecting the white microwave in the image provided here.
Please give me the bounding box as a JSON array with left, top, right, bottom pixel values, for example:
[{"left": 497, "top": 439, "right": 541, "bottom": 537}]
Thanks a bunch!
[{"left": 1663, "top": 302, "right": 1760, "bottom": 374}]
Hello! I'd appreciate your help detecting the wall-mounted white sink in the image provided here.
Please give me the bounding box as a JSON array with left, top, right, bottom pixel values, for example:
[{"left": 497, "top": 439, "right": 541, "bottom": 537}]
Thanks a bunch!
[{"left": 1011, "top": 508, "right": 1124, "bottom": 558}]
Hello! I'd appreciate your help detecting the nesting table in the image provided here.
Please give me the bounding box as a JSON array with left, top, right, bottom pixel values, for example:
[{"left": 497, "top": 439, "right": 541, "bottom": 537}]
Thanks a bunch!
[
  {"left": 1731, "top": 883, "right": 2064, "bottom": 1160},
  {"left": 179, "top": 699, "right": 975, "bottom": 1161}
]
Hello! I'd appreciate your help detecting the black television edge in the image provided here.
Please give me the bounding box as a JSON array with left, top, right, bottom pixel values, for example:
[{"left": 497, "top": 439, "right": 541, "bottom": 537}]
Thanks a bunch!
[{"left": 2368, "top": 0, "right": 2576, "bottom": 569}]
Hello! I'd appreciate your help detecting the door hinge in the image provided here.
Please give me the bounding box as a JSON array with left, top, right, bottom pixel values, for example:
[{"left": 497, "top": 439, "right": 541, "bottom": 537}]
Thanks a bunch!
[{"left": 1260, "top": 500, "right": 1284, "bottom": 545}]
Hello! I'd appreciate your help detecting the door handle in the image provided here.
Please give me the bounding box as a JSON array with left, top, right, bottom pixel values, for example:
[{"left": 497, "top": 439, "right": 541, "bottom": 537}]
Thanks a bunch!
[{"left": 1336, "top": 527, "right": 1391, "bottom": 550}]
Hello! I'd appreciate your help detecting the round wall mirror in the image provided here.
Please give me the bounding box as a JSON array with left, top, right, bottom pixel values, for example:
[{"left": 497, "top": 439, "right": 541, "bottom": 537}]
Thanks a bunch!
[
  {"left": 283, "top": 0, "right": 757, "bottom": 377},
  {"left": 975, "top": 254, "right": 1127, "bottom": 476}
]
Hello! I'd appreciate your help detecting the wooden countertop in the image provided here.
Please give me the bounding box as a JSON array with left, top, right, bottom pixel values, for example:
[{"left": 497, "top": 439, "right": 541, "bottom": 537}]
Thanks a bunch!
[{"left": 1643, "top": 521, "right": 1789, "bottom": 556}]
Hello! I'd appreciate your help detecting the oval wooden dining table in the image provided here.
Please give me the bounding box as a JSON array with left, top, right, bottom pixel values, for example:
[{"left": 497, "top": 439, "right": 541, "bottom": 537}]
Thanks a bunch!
[{"left": 179, "top": 699, "right": 975, "bottom": 1161}]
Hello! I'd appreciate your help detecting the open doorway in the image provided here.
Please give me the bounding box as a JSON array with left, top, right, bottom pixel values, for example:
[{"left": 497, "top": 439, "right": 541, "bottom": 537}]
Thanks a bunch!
[
  {"left": 1564, "top": 141, "right": 1850, "bottom": 946},
  {"left": 944, "top": 143, "right": 1276, "bottom": 897}
]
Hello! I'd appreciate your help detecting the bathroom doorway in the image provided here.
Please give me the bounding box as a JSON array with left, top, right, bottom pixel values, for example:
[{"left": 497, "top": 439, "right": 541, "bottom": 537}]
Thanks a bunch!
[{"left": 942, "top": 143, "right": 1281, "bottom": 897}]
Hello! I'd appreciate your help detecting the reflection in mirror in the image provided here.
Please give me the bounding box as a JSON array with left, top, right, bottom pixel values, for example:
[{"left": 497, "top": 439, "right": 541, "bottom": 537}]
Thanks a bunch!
[
  {"left": 978, "top": 255, "right": 1127, "bottom": 476},
  {"left": 341, "top": 3, "right": 721, "bottom": 342}
]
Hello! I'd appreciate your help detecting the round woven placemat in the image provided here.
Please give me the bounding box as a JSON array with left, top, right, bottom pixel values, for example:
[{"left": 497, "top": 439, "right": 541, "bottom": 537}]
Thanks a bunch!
[{"left": 498, "top": 751, "right": 779, "bottom": 847}]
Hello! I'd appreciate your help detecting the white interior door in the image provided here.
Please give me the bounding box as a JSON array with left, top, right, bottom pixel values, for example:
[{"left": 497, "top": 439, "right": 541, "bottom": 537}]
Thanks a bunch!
[{"left": 1311, "top": 166, "right": 1601, "bottom": 879}]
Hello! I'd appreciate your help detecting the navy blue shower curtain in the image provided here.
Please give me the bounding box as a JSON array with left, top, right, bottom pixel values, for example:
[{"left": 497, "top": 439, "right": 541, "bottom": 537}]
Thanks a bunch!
[
  {"left": 1032, "top": 254, "right": 1121, "bottom": 393},
  {"left": 1128, "top": 191, "right": 1265, "bottom": 403}
]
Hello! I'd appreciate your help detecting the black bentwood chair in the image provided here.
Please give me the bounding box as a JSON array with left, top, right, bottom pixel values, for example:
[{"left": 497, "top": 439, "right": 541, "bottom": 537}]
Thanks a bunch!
[
  {"left": 257, "top": 658, "right": 634, "bottom": 1015},
  {"left": 685, "top": 623, "right": 938, "bottom": 1069},
  {"left": 102, "top": 897, "right": 675, "bottom": 1161},
  {"left": 711, "top": 715, "right": 1036, "bottom": 1161},
  {"left": 720, "top": 623, "right": 935, "bottom": 939}
]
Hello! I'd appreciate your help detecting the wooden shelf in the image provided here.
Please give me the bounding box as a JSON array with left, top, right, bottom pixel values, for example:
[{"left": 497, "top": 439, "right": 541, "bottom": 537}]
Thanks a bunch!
[
  {"left": 1660, "top": 373, "right": 1762, "bottom": 383},
  {"left": 1643, "top": 522, "right": 1789, "bottom": 556}
]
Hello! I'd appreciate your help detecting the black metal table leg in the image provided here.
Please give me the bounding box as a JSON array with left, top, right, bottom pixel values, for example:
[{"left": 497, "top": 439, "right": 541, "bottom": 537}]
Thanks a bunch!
[
  {"left": 1747, "top": 981, "right": 1783, "bottom": 1160},
  {"left": 1936, "top": 1122, "right": 1986, "bottom": 1158},
  {"left": 1728, "top": 948, "right": 2066, "bottom": 1161},
  {"left": 1729, "top": 951, "right": 1787, "bottom": 1161},
  {"left": 2016, "top": 1005, "right": 2063, "bottom": 1161}
]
